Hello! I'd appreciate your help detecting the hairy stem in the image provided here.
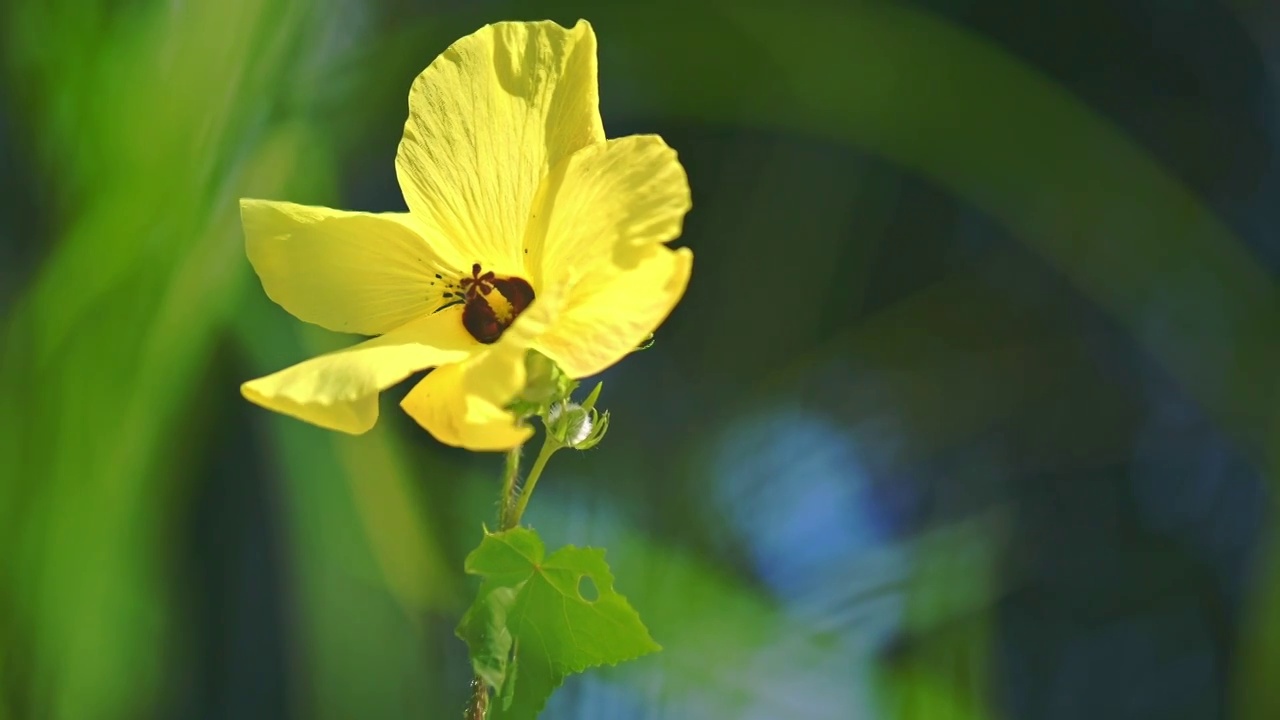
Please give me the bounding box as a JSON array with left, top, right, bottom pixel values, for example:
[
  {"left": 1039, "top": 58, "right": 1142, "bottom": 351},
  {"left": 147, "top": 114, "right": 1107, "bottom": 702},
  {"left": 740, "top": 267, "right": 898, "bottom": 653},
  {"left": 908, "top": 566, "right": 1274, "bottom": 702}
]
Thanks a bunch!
[
  {"left": 464, "top": 677, "right": 488, "bottom": 720},
  {"left": 497, "top": 445, "right": 522, "bottom": 530},
  {"left": 507, "top": 439, "right": 558, "bottom": 529}
]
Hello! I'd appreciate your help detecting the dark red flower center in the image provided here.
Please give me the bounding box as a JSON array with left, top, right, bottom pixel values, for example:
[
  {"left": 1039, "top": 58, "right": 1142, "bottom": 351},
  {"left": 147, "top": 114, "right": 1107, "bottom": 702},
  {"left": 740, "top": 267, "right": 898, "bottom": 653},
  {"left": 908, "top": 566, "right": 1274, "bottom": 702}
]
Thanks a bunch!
[{"left": 456, "top": 263, "right": 535, "bottom": 344}]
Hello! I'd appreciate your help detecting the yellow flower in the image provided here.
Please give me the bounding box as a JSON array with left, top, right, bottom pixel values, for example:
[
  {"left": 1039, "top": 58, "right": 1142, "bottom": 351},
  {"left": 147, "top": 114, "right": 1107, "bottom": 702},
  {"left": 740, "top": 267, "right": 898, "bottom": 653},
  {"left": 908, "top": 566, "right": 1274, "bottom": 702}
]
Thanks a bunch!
[{"left": 239, "top": 20, "right": 693, "bottom": 451}]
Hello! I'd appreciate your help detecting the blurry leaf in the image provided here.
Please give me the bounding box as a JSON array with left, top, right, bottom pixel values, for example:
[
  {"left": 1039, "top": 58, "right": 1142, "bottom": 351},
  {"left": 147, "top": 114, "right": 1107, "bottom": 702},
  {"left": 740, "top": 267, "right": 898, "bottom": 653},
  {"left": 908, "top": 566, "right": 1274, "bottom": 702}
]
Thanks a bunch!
[
  {"left": 902, "top": 508, "right": 1010, "bottom": 635},
  {"left": 234, "top": 294, "right": 453, "bottom": 720},
  {"left": 0, "top": 0, "right": 404, "bottom": 717},
  {"left": 753, "top": 260, "right": 1141, "bottom": 483},
  {"left": 1232, "top": 525, "right": 1280, "bottom": 720},
  {"left": 0, "top": 120, "right": 320, "bottom": 720},
  {"left": 461, "top": 528, "right": 659, "bottom": 719},
  {"left": 879, "top": 515, "right": 1004, "bottom": 720},
  {"left": 880, "top": 639, "right": 995, "bottom": 720},
  {"left": 332, "top": 414, "right": 458, "bottom": 614}
]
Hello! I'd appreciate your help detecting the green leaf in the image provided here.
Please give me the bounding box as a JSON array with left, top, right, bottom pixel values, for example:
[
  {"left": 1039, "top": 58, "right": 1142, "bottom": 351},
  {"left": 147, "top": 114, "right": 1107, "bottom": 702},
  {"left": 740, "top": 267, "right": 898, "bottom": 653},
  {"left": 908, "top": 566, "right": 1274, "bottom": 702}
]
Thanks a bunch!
[
  {"left": 457, "top": 586, "right": 517, "bottom": 693},
  {"left": 459, "top": 528, "right": 660, "bottom": 719}
]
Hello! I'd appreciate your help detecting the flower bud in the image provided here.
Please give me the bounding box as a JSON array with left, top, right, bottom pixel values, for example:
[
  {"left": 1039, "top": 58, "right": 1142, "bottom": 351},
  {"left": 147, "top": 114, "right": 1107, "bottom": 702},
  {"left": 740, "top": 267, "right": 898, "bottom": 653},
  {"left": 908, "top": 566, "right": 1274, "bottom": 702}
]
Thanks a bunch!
[
  {"left": 547, "top": 402, "right": 592, "bottom": 446},
  {"left": 545, "top": 398, "right": 609, "bottom": 450}
]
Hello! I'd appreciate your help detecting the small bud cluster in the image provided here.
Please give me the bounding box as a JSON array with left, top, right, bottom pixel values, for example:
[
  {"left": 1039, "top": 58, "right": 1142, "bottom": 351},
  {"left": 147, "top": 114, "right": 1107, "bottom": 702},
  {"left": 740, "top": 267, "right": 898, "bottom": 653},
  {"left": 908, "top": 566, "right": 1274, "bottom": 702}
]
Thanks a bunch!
[{"left": 507, "top": 351, "right": 611, "bottom": 451}]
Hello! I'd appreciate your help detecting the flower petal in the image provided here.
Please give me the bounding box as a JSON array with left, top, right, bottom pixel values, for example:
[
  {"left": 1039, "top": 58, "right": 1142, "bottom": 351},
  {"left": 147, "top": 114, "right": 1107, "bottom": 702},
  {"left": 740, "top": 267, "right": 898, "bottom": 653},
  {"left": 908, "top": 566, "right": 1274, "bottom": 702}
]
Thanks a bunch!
[
  {"left": 395, "top": 19, "right": 605, "bottom": 276},
  {"left": 534, "top": 244, "right": 693, "bottom": 379},
  {"left": 401, "top": 277, "right": 565, "bottom": 451},
  {"left": 242, "top": 199, "right": 459, "bottom": 335},
  {"left": 525, "top": 134, "right": 691, "bottom": 288},
  {"left": 242, "top": 306, "right": 477, "bottom": 434},
  {"left": 398, "top": 343, "right": 533, "bottom": 451},
  {"left": 520, "top": 134, "right": 693, "bottom": 378}
]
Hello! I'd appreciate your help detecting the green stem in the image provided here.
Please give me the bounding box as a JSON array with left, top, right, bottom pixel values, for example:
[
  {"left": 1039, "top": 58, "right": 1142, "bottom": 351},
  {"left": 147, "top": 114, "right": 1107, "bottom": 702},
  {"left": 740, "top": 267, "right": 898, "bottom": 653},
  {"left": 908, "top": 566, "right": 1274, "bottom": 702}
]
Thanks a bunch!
[
  {"left": 497, "top": 445, "right": 522, "bottom": 530},
  {"left": 507, "top": 438, "right": 558, "bottom": 529}
]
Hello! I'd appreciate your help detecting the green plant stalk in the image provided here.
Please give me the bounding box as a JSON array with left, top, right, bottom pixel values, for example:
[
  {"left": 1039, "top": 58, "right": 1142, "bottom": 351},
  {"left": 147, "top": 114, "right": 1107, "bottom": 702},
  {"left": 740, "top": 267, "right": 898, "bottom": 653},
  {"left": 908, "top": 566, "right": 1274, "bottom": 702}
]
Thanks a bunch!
[
  {"left": 506, "top": 438, "right": 559, "bottom": 530},
  {"left": 497, "top": 446, "right": 522, "bottom": 530}
]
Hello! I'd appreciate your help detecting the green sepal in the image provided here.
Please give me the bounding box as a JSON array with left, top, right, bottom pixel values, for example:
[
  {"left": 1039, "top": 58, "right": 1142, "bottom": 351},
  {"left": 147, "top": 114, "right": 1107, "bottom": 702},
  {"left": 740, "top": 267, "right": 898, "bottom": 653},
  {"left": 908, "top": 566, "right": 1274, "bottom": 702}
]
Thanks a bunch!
[{"left": 506, "top": 351, "right": 577, "bottom": 419}]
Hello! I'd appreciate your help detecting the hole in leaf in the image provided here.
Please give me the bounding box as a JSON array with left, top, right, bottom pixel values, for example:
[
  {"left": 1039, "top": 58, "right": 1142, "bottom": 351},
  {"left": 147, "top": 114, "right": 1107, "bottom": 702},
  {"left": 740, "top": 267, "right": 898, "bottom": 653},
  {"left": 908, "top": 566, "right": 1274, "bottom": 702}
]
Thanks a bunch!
[{"left": 577, "top": 575, "right": 599, "bottom": 602}]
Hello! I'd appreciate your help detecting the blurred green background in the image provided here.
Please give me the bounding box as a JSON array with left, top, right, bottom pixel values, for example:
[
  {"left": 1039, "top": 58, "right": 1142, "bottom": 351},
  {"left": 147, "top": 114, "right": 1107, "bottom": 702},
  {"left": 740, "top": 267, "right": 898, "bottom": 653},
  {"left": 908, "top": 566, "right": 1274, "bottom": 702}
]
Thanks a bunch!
[{"left": 3, "top": 0, "right": 1280, "bottom": 718}]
